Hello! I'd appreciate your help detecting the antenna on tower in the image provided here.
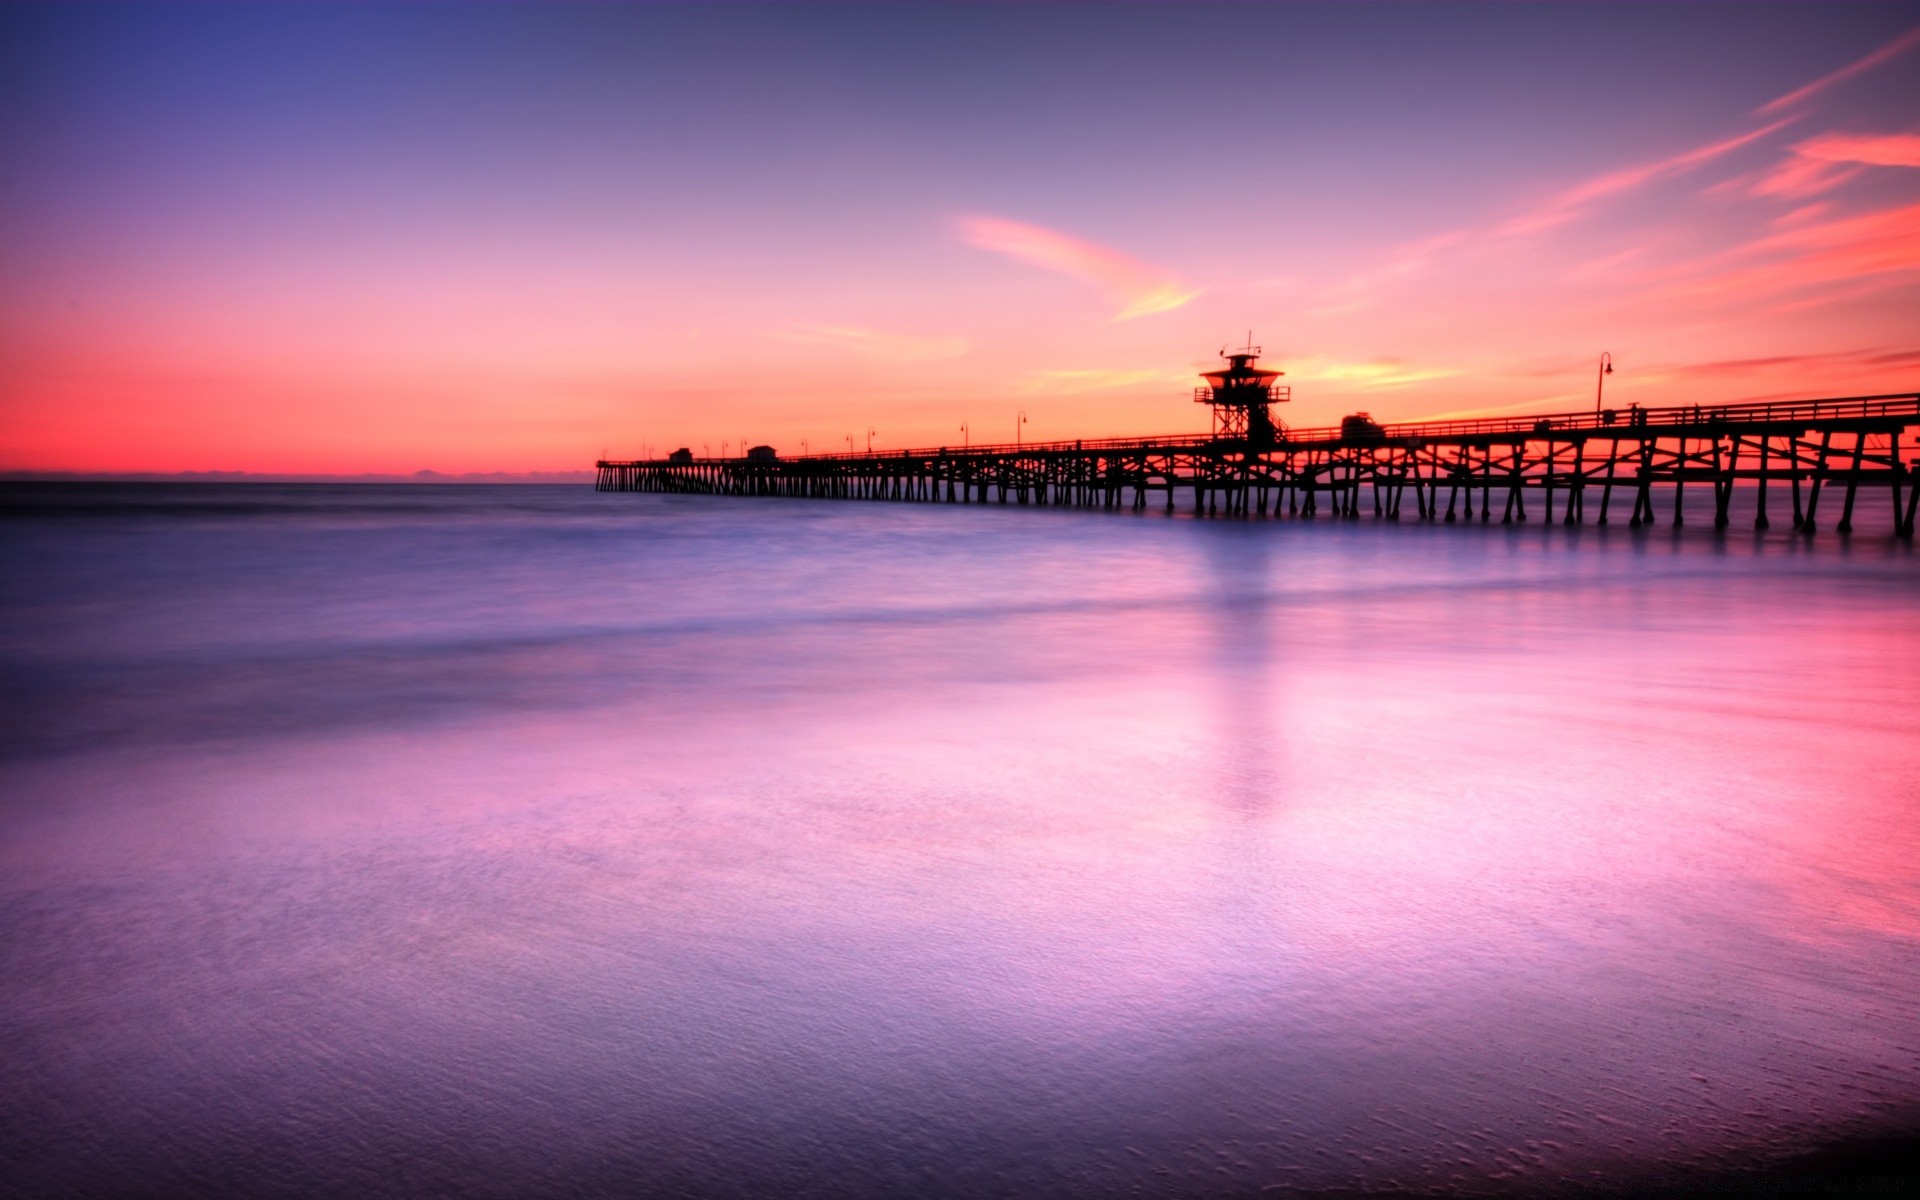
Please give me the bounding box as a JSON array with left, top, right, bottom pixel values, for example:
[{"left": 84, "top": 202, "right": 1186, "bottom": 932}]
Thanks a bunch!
[{"left": 1194, "top": 341, "right": 1289, "bottom": 447}]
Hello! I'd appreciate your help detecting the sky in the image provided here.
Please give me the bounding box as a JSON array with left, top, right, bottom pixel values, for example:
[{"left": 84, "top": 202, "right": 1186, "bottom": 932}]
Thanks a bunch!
[{"left": 2, "top": 2, "right": 1918, "bottom": 475}]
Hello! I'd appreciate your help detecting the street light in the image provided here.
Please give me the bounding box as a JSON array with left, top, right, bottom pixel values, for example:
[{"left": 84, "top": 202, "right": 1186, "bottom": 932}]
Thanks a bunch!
[
  {"left": 867, "top": 426, "right": 876, "bottom": 453},
  {"left": 704, "top": 442, "right": 711, "bottom": 458},
  {"left": 1016, "top": 410, "right": 1028, "bottom": 447},
  {"left": 960, "top": 421, "right": 969, "bottom": 449},
  {"left": 845, "top": 434, "right": 854, "bottom": 454},
  {"left": 801, "top": 439, "right": 809, "bottom": 456},
  {"left": 1594, "top": 352, "right": 1614, "bottom": 415}
]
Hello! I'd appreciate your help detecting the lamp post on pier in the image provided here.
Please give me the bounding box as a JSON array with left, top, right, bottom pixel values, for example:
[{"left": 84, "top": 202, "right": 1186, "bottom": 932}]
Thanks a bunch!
[
  {"left": 1016, "top": 411, "right": 1028, "bottom": 448},
  {"left": 867, "top": 426, "right": 876, "bottom": 454},
  {"left": 960, "top": 421, "right": 969, "bottom": 449},
  {"left": 1594, "top": 352, "right": 1614, "bottom": 416}
]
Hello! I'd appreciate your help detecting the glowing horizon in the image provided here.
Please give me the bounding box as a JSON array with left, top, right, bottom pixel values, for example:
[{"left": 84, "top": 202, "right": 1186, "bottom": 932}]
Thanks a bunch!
[{"left": 2, "top": 4, "right": 1917, "bottom": 475}]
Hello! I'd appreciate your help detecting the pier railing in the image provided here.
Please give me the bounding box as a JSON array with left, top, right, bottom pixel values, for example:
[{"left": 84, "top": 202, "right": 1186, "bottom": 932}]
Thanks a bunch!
[
  {"left": 1357, "top": 393, "right": 1920, "bottom": 441},
  {"left": 630, "top": 393, "right": 1920, "bottom": 465},
  {"left": 596, "top": 391, "right": 1919, "bottom": 535}
]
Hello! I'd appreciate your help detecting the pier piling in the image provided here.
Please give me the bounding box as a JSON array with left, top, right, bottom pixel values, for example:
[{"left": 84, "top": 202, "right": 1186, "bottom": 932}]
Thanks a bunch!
[{"left": 597, "top": 393, "right": 1920, "bottom": 537}]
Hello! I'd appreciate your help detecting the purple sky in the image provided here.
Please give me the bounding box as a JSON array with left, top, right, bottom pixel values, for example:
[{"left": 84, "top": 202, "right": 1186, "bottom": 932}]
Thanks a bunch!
[{"left": 2, "top": 3, "right": 1917, "bottom": 472}]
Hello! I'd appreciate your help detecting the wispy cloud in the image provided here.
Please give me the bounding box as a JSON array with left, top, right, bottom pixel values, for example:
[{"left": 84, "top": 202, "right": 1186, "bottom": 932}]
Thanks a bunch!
[
  {"left": 1653, "top": 200, "right": 1920, "bottom": 304},
  {"left": 1322, "top": 28, "right": 1920, "bottom": 315},
  {"left": 1494, "top": 122, "right": 1793, "bottom": 238},
  {"left": 1664, "top": 347, "right": 1920, "bottom": 378},
  {"left": 1751, "top": 129, "right": 1920, "bottom": 198},
  {"left": 1758, "top": 24, "right": 1920, "bottom": 115},
  {"left": 1798, "top": 131, "right": 1920, "bottom": 168},
  {"left": 1316, "top": 231, "right": 1467, "bottom": 311},
  {"left": 1564, "top": 244, "right": 1652, "bottom": 282},
  {"left": 1323, "top": 123, "right": 1789, "bottom": 309},
  {"left": 1018, "top": 368, "right": 1190, "bottom": 394},
  {"left": 1750, "top": 156, "right": 1864, "bottom": 200},
  {"left": 1420, "top": 394, "right": 1582, "bottom": 422},
  {"left": 773, "top": 325, "right": 968, "bottom": 361},
  {"left": 958, "top": 215, "right": 1201, "bottom": 321},
  {"left": 1300, "top": 359, "right": 1461, "bottom": 390},
  {"left": 1771, "top": 202, "right": 1835, "bottom": 228}
]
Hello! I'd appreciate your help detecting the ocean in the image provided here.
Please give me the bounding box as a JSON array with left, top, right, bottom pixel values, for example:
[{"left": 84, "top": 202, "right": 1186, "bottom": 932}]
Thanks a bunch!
[{"left": 2, "top": 482, "right": 1917, "bottom": 1197}]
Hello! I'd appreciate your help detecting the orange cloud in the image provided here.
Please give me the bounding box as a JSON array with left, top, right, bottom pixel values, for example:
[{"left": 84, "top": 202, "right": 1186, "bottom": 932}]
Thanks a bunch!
[
  {"left": 1758, "top": 24, "right": 1920, "bottom": 115},
  {"left": 958, "top": 215, "right": 1201, "bottom": 320}
]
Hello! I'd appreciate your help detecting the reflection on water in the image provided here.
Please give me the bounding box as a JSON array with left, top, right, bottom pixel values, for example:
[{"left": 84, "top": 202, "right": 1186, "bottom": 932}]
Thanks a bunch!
[{"left": 2, "top": 483, "right": 1917, "bottom": 1197}]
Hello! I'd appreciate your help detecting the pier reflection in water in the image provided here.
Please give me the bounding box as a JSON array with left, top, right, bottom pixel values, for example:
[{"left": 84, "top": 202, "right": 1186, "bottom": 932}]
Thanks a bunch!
[{"left": 1, "top": 483, "right": 1916, "bottom": 1196}]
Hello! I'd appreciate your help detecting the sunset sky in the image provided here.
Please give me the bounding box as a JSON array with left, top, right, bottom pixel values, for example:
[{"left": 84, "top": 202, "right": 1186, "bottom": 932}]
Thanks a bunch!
[{"left": 3, "top": 3, "right": 1917, "bottom": 475}]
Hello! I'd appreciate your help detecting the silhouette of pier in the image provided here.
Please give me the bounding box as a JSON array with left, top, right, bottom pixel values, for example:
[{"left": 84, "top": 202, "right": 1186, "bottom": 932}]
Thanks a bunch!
[{"left": 596, "top": 352, "right": 1918, "bottom": 535}]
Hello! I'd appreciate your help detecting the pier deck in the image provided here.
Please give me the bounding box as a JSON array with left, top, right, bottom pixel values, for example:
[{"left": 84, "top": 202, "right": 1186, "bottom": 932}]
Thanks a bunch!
[{"left": 597, "top": 393, "right": 1920, "bottom": 535}]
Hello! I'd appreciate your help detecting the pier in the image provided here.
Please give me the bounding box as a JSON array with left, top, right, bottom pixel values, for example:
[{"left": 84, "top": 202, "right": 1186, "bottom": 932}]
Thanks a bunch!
[{"left": 597, "top": 351, "right": 1919, "bottom": 535}]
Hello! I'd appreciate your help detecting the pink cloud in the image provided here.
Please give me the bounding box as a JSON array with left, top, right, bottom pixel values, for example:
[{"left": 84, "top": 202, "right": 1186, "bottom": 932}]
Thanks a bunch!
[
  {"left": 1750, "top": 156, "right": 1863, "bottom": 199},
  {"left": 1751, "top": 130, "right": 1920, "bottom": 198},
  {"left": 1758, "top": 25, "right": 1920, "bottom": 115},
  {"left": 1797, "top": 131, "right": 1920, "bottom": 168},
  {"left": 1754, "top": 201, "right": 1920, "bottom": 275},
  {"left": 1664, "top": 348, "right": 1920, "bottom": 379},
  {"left": 957, "top": 215, "right": 1201, "bottom": 320},
  {"left": 1658, "top": 201, "right": 1920, "bottom": 303},
  {"left": 1771, "top": 202, "right": 1834, "bottom": 228},
  {"left": 1495, "top": 121, "right": 1793, "bottom": 237},
  {"left": 1324, "top": 123, "right": 1789, "bottom": 307}
]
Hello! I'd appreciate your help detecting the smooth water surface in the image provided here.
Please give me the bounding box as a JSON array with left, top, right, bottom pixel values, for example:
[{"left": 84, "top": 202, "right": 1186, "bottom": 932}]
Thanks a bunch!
[{"left": 3, "top": 483, "right": 1918, "bottom": 1197}]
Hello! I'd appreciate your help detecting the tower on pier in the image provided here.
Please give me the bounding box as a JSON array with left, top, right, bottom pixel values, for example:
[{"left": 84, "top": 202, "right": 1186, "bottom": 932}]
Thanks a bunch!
[{"left": 1196, "top": 341, "right": 1290, "bottom": 446}]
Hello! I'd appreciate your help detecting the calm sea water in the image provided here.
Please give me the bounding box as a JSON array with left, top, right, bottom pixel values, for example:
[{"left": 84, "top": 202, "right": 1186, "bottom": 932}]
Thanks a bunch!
[{"left": 2, "top": 482, "right": 1917, "bottom": 1197}]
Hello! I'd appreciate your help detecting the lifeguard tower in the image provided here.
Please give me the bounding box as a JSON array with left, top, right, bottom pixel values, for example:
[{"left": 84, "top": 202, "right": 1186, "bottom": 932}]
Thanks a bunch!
[{"left": 1196, "top": 340, "right": 1290, "bottom": 446}]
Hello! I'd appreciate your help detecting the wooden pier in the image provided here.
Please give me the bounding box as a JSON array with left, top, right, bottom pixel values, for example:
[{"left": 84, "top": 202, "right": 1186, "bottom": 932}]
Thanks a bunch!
[{"left": 597, "top": 389, "right": 1920, "bottom": 536}]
